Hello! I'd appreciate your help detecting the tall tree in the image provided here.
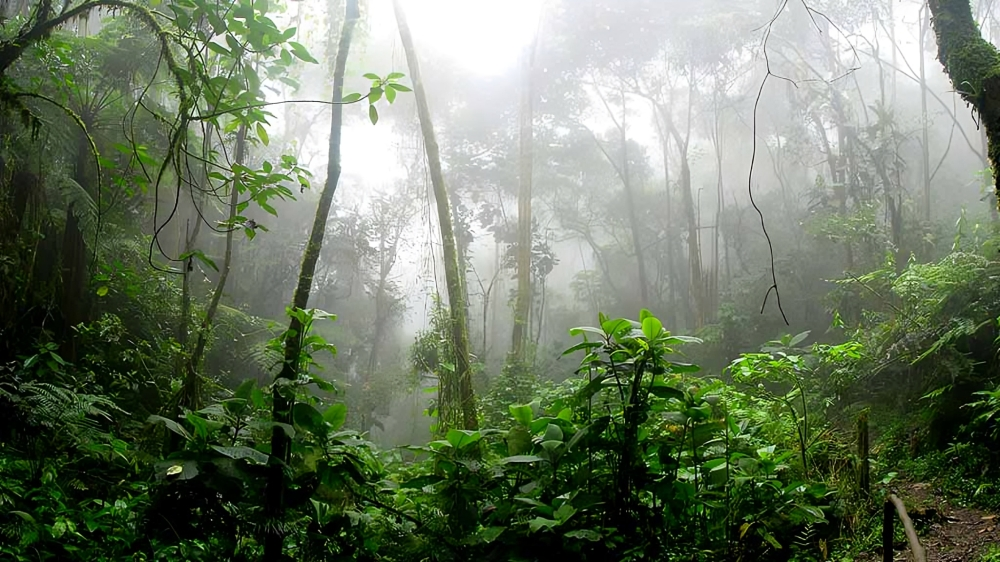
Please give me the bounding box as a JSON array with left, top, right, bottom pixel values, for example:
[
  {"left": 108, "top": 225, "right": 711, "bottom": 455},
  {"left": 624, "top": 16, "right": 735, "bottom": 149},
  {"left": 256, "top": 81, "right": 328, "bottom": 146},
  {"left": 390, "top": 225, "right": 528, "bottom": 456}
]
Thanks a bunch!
[
  {"left": 511, "top": 37, "right": 538, "bottom": 362},
  {"left": 927, "top": 0, "right": 1000, "bottom": 202},
  {"left": 392, "top": 0, "right": 478, "bottom": 432},
  {"left": 262, "top": 0, "right": 359, "bottom": 558}
]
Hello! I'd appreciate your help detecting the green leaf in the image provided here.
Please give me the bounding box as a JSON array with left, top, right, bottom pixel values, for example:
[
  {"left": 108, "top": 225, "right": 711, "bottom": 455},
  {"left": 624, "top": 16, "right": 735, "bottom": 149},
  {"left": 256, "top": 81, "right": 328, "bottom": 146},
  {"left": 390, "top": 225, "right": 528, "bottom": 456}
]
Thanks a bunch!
[
  {"left": 387, "top": 83, "right": 412, "bottom": 92},
  {"left": 528, "top": 517, "right": 560, "bottom": 532},
  {"left": 179, "top": 249, "right": 218, "bottom": 272},
  {"left": 385, "top": 85, "right": 397, "bottom": 104},
  {"left": 343, "top": 92, "right": 363, "bottom": 103},
  {"left": 369, "top": 86, "right": 383, "bottom": 104},
  {"left": 206, "top": 42, "right": 230, "bottom": 56},
  {"left": 288, "top": 41, "right": 318, "bottom": 63},
  {"left": 211, "top": 445, "right": 268, "bottom": 465},
  {"left": 445, "top": 429, "right": 481, "bottom": 449},
  {"left": 147, "top": 415, "right": 191, "bottom": 441},
  {"left": 649, "top": 385, "right": 684, "bottom": 401},
  {"left": 308, "top": 372, "right": 336, "bottom": 392},
  {"left": 293, "top": 402, "right": 327, "bottom": 435},
  {"left": 509, "top": 403, "right": 533, "bottom": 426},
  {"left": 642, "top": 316, "right": 663, "bottom": 339},
  {"left": 502, "top": 454, "right": 545, "bottom": 463},
  {"left": 155, "top": 459, "right": 198, "bottom": 480},
  {"left": 369, "top": 105, "right": 379, "bottom": 125},
  {"left": 363, "top": 72, "right": 380, "bottom": 80},
  {"left": 96, "top": 286, "right": 109, "bottom": 297},
  {"left": 323, "top": 403, "right": 348, "bottom": 431},
  {"left": 386, "top": 72, "right": 405, "bottom": 80},
  {"left": 564, "top": 529, "right": 601, "bottom": 541},
  {"left": 543, "top": 423, "right": 563, "bottom": 442},
  {"left": 256, "top": 123, "right": 269, "bottom": 146}
]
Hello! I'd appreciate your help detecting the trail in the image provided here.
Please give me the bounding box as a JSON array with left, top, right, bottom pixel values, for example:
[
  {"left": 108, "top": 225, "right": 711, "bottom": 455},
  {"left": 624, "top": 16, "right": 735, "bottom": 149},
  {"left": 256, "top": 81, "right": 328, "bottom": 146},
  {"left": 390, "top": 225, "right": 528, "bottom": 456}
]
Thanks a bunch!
[{"left": 857, "top": 483, "right": 1000, "bottom": 562}]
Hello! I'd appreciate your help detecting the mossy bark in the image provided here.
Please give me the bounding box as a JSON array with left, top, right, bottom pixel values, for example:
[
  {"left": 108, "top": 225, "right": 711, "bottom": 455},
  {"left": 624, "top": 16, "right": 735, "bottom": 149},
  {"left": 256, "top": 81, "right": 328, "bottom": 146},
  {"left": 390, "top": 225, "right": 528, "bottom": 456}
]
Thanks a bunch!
[{"left": 927, "top": 0, "right": 1000, "bottom": 204}]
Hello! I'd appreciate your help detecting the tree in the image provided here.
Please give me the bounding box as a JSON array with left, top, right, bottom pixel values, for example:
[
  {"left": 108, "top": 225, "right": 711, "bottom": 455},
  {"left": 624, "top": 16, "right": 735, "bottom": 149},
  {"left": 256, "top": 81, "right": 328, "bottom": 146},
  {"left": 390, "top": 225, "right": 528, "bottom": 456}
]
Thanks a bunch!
[
  {"left": 393, "top": 0, "right": 478, "bottom": 432},
  {"left": 926, "top": 0, "right": 1000, "bottom": 203},
  {"left": 263, "top": 0, "right": 359, "bottom": 558},
  {"left": 510, "top": 35, "right": 538, "bottom": 363}
]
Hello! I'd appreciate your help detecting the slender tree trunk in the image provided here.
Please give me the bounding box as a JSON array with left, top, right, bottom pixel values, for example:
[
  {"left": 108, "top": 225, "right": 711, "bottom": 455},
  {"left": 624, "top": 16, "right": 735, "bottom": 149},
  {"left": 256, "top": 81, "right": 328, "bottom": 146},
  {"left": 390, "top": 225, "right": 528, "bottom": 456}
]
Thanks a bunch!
[
  {"left": 185, "top": 123, "right": 247, "bottom": 405},
  {"left": 665, "top": 110, "right": 703, "bottom": 329},
  {"left": 920, "top": 5, "right": 932, "bottom": 221},
  {"left": 618, "top": 88, "right": 649, "bottom": 306},
  {"left": 511, "top": 38, "right": 536, "bottom": 362},
  {"left": 393, "top": 0, "right": 478, "bottom": 432},
  {"left": 652, "top": 106, "right": 679, "bottom": 329},
  {"left": 262, "top": 1, "right": 358, "bottom": 558},
  {"left": 926, "top": 0, "right": 1000, "bottom": 201}
]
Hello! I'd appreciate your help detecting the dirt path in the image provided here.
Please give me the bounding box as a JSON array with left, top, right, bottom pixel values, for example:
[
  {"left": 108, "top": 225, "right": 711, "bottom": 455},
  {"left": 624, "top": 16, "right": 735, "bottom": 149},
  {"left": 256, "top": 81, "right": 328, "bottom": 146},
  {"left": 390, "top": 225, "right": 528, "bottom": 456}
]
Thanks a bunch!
[{"left": 857, "top": 483, "right": 1000, "bottom": 561}]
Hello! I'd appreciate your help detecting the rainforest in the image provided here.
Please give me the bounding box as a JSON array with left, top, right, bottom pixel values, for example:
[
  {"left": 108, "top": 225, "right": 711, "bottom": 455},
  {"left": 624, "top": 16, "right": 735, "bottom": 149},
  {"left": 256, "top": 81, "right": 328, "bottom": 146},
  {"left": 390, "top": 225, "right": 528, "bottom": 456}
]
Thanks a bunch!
[{"left": 5, "top": 0, "right": 1000, "bottom": 560}]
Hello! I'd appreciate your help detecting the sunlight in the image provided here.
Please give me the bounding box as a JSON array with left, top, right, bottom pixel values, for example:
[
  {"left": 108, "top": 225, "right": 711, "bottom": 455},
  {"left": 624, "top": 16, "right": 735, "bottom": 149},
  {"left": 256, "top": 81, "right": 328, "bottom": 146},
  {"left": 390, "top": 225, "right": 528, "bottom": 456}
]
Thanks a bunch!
[{"left": 392, "top": 0, "right": 543, "bottom": 76}]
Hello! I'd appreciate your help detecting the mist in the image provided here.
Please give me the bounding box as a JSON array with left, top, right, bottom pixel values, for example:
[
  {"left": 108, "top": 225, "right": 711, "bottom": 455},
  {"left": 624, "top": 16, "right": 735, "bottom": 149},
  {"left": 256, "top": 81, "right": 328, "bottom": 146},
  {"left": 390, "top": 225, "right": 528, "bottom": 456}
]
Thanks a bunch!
[{"left": 5, "top": 0, "right": 1000, "bottom": 559}]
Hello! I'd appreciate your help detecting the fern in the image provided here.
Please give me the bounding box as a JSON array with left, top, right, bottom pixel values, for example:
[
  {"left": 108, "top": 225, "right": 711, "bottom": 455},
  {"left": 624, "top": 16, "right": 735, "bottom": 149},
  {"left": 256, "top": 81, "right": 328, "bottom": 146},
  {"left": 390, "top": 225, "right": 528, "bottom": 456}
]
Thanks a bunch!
[{"left": 16, "top": 382, "right": 127, "bottom": 446}]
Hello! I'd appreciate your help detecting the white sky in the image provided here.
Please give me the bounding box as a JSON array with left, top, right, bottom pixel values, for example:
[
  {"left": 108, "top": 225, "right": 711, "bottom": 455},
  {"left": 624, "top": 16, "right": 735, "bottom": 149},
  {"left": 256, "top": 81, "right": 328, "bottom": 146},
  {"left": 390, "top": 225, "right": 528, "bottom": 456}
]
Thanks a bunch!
[{"left": 377, "top": 0, "right": 544, "bottom": 77}]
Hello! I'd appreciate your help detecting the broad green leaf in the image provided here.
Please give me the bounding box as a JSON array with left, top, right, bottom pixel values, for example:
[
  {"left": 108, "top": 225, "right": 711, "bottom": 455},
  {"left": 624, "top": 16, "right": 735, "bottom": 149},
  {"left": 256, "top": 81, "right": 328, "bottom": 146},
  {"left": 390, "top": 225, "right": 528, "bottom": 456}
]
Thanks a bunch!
[
  {"left": 343, "top": 92, "right": 363, "bottom": 103},
  {"left": 323, "top": 403, "right": 348, "bottom": 430},
  {"left": 363, "top": 72, "right": 380, "bottom": 80},
  {"left": 386, "top": 72, "right": 405, "bottom": 80},
  {"left": 211, "top": 445, "right": 268, "bottom": 464},
  {"left": 501, "top": 455, "right": 545, "bottom": 463},
  {"left": 642, "top": 316, "right": 663, "bottom": 339},
  {"left": 385, "top": 85, "right": 397, "bottom": 104},
  {"left": 96, "top": 286, "right": 109, "bottom": 297},
  {"left": 147, "top": 415, "right": 191, "bottom": 441},
  {"left": 369, "top": 86, "right": 383, "bottom": 103},
  {"left": 509, "top": 403, "right": 533, "bottom": 426},
  {"left": 369, "top": 105, "right": 379, "bottom": 125},
  {"left": 445, "top": 429, "right": 481, "bottom": 449},
  {"left": 293, "top": 402, "right": 326, "bottom": 435},
  {"left": 387, "top": 82, "right": 412, "bottom": 92},
  {"left": 528, "top": 517, "right": 560, "bottom": 532},
  {"left": 256, "top": 123, "right": 269, "bottom": 146},
  {"left": 543, "top": 423, "right": 563, "bottom": 442}
]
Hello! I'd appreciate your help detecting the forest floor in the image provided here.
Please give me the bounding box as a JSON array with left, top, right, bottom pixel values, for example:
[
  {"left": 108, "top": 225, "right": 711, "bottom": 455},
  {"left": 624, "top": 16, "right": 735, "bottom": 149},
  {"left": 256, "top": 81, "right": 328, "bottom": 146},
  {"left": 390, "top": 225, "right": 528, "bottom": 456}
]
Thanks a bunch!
[{"left": 854, "top": 482, "right": 1000, "bottom": 561}]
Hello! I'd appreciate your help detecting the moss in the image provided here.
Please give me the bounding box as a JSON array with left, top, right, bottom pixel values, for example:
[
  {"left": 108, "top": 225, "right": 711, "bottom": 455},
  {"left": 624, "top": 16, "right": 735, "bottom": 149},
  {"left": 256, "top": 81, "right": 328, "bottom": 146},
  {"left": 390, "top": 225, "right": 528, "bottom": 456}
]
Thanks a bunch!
[{"left": 929, "top": 0, "right": 1000, "bottom": 208}]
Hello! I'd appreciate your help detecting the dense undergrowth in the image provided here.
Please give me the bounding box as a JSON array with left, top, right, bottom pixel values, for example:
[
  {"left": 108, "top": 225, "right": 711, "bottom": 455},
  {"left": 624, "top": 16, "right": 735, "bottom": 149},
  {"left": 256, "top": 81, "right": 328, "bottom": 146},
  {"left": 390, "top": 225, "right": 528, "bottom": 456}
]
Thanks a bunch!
[
  {"left": 6, "top": 0, "right": 1000, "bottom": 560},
  {"left": 5, "top": 240, "right": 1000, "bottom": 561}
]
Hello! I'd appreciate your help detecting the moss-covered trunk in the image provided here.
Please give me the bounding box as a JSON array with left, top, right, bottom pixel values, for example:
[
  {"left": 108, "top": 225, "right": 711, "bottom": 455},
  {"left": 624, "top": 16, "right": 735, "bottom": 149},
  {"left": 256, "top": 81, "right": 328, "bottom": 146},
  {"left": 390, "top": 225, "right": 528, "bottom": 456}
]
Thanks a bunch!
[
  {"left": 262, "top": 0, "right": 358, "bottom": 558},
  {"left": 927, "top": 0, "right": 1000, "bottom": 201}
]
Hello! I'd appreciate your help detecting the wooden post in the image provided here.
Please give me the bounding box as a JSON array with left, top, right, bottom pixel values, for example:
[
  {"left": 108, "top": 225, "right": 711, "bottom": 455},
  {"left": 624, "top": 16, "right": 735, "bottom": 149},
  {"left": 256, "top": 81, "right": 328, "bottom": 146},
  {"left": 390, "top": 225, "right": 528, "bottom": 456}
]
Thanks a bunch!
[
  {"left": 882, "top": 498, "right": 894, "bottom": 562},
  {"left": 858, "top": 409, "right": 870, "bottom": 498}
]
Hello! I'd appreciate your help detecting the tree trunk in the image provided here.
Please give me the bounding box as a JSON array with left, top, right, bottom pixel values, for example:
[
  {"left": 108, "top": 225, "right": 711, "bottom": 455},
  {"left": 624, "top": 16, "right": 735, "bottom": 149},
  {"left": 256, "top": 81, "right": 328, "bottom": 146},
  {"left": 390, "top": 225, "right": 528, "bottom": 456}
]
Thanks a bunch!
[
  {"left": 926, "top": 0, "right": 1000, "bottom": 201},
  {"left": 185, "top": 123, "right": 247, "bottom": 406},
  {"left": 652, "top": 106, "right": 679, "bottom": 329},
  {"left": 393, "top": 0, "right": 477, "bottom": 432},
  {"left": 920, "top": 5, "right": 932, "bottom": 221},
  {"left": 511, "top": 37, "right": 536, "bottom": 363},
  {"left": 262, "top": 1, "right": 358, "bottom": 558}
]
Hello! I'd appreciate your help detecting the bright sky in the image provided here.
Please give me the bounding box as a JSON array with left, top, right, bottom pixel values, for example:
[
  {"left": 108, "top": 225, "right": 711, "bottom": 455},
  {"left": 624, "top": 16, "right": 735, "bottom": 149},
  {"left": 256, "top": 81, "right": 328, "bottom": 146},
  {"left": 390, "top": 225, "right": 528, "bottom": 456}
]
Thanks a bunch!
[{"left": 371, "top": 0, "right": 544, "bottom": 77}]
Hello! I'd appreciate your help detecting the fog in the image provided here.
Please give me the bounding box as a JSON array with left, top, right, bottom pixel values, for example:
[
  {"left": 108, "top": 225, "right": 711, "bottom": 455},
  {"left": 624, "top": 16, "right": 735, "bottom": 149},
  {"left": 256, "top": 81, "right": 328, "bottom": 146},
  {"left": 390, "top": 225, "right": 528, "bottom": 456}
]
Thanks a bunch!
[
  {"left": 216, "top": 0, "right": 997, "bottom": 445},
  {"left": 4, "top": 0, "right": 995, "bottom": 446}
]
